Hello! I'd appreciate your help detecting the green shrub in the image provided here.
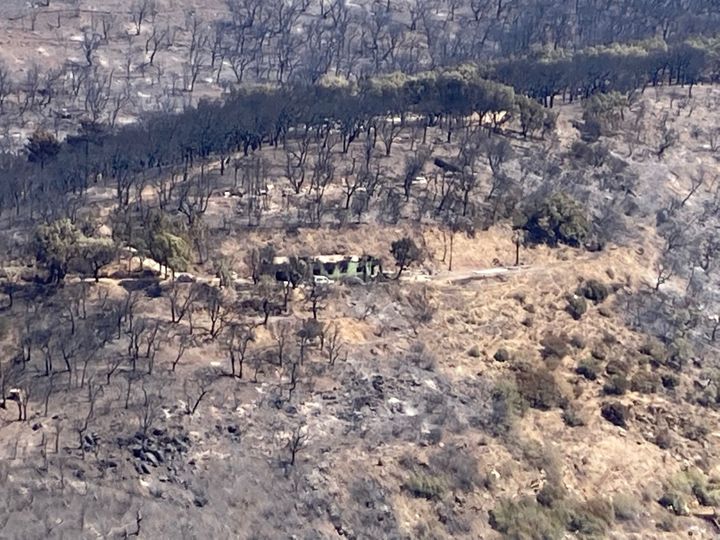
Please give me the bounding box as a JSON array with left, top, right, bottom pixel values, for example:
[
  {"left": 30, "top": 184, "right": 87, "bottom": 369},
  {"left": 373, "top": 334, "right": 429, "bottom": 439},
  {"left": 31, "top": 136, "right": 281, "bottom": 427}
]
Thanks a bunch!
[
  {"left": 656, "top": 514, "right": 677, "bottom": 531},
  {"left": 667, "top": 338, "right": 690, "bottom": 371},
  {"left": 658, "top": 491, "right": 689, "bottom": 516},
  {"left": 570, "top": 140, "right": 609, "bottom": 166},
  {"left": 484, "top": 380, "right": 526, "bottom": 436},
  {"left": 566, "top": 295, "right": 588, "bottom": 320},
  {"left": 428, "top": 446, "right": 480, "bottom": 493},
  {"left": 576, "top": 359, "right": 600, "bottom": 381},
  {"left": 631, "top": 371, "right": 661, "bottom": 394},
  {"left": 602, "top": 331, "right": 618, "bottom": 346},
  {"left": 516, "top": 368, "right": 563, "bottom": 411},
  {"left": 661, "top": 373, "right": 679, "bottom": 389},
  {"left": 494, "top": 348, "right": 511, "bottom": 362},
  {"left": 601, "top": 401, "right": 630, "bottom": 428},
  {"left": 639, "top": 339, "right": 667, "bottom": 364},
  {"left": 537, "top": 481, "right": 567, "bottom": 508},
  {"left": 579, "top": 116, "right": 602, "bottom": 142},
  {"left": 692, "top": 482, "right": 720, "bottom": 507},
  {"left": 405, "top": 473, "right": 446, "bottom": 500},
  {"left": 654, "top": 429, "right": 673, "bottom": 449},
  {"left": 468, "top": 344, "right": 481, "bottom": 358},
  {"left": 604, "top": 359, "right": 628, "bottom": 376},
  {"left": 540, "top": 333, "right": 570, "bottom": 360},
  {"left": 489, "top": 498, "right": 566, "bottom": 540},
  {"left": 570, "top": 334, "right": 587, "bottom": 349},
  {"left": 490, "top": 496, "right": 614, "bottom": 540},
  {"left": 682, "top": 420, "right": 709, "bottom": 442},
  {"left": 567, "top": 498, "right": 614, "bottom": 536},
  {"left": 562, "top": 404, "right": 587, "bottom": 427},
  {"left": 663, "top": 469, "right": 720, "bottom": 511},
  {"left": 521, "top": 193, "right": 590, "bottom": 248},
  {"left": 603, "top": 375, "right": 629, "bottom": 395},
  {"left": 612, "top": 493, "right": 640, "bottom": 521},
  {"left": 491, "top": 496, "right": 615, "bottom": 539},
  {"left": 577, "top": 279, "right": 610, "bottom": 303}
]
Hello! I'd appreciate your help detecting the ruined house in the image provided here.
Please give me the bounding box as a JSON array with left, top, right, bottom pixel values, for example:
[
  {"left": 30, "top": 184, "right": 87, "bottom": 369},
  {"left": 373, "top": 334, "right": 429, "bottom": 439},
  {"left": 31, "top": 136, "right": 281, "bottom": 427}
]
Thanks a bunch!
[{"left": 267, "top": 255, "right": 381, "bottom": 283}]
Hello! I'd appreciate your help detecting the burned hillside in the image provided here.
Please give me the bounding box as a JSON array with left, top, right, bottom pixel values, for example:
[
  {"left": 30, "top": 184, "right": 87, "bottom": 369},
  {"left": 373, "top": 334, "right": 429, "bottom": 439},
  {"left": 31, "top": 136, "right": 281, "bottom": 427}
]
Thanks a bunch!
[{"left": 0, "top": 1, "right": 719, "bottom": 539}]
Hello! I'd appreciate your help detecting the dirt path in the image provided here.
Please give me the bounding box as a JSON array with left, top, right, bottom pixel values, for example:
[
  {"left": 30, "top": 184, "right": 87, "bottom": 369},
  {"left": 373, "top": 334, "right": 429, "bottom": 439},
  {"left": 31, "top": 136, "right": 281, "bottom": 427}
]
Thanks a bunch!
[
  {"left": 429, "top": 265, "right": 529, "bottom": 284},
  {"left": 423, "top": 250, "right": 606, "bottom": 286}
]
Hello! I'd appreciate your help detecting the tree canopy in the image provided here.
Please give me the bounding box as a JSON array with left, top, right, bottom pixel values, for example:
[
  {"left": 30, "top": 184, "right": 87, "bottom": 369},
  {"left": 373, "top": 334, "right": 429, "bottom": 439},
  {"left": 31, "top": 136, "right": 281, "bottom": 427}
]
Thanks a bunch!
[{"left": 521, "top": 194, "right": 590, "bottom": 248}]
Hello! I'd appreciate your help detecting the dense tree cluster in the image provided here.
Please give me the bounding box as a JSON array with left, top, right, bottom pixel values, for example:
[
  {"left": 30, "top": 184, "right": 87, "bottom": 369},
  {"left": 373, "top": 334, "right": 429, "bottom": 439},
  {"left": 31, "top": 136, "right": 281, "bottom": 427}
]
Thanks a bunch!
[
  {"left": 1, "top": 28, "right": 717, "bottom": 224},
  {"left": 0, "top": 66, "right": 527, "bottom": 220},
  {"left": 492, "top": 38, "right": 720, "bottom": 105},
  {"left": 520, "top": 193, "right": 590, "bottom": 248},
  {"left": 33, "top": 218, "right": 117, "bottom": 283}
]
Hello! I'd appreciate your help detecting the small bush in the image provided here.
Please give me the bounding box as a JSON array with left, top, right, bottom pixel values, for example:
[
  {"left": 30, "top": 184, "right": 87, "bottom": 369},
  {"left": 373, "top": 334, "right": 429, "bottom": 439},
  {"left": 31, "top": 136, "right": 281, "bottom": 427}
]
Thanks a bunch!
[
  {"left": 405, "top": 473, "right": 446, "bottom": 500},
  {"left": 667, "top": 338, "right": 690, "bottom": 371},
  {"left": 612, "top": 493, "right": 640, "bottom": 521},
  {"left": 467, "top": 344, "right": 481, "bottom": 358},
  {"left": 682, "top": 420, "right": 709, "bottom": 442},
  {"left": 580, "top": 116, "right": 602, "bottom": 142},
  {"left": 494, "top": 348, "right": 511, "bottom": 362},
  {"left": 537, "top": 481, "right": 567, "bottom": 508},
  {"left": 603, "top": 375, "right": 629, "bottom": 396},
  {"left": 406, "top": 341, "right": 438, "bottom": 371},
  {"left": 662, "top": 469, "right": 720, "bottom": 512},
  {"left": 429, "top": 446, "right": 481, "bottom": 493},
  {"left": 576, "top": 359, "right": 600, "bottom": 381},
  {"left": 639, "top": 339, "right": 667, "bottom": 363},
  {"left": 544, "top": 354, "right": 563, "bottom": 371},
  {"left": 516, "top": 367, "right": 563, "bottom": 411},
  {"left": 604, "top": 359, "right": 628, "bottom": 376},
  {"left": 540, "top": 333, "right": 570, "bottom": 360},
  {"left": 661, "top": 373, "right": 679, "bottom": 389},
  {"left": 692, "top": 483, "right": 720, "bottom": 507},
  {"left": 601, "top": 401, "right": 630, "bottom": 427},
  {"left": 656, "top": 514, "right": 677, "bottom": 532},
  {"left": 489, "top": 380, "right": 526, "bottom": 434},
  {"left": 577, "top": 280, "right": 610, "bottom": 303},
  {"left": 489, "top": 498, "right": 566, "bottom": 539},
  {"left": 492, "top": 496, "right": 614, "bottom": 539},
  {"left": 568, "top": 498, "right": 614, "bottom": 536},
  {"left": 658, "top": 491, "right": 689, "bottom": 516},
  {"left": 654, "top": 429, "right": 673, "bottom": 449},
  {"left": 602, "top": 331, "right": 618, "bottom": 345},
  {"left": 631, "top": 371, "right": 661, "bottom": 394},
  {"left": 562, "top": 404, "right": 587, "bottom": 427},
  {"left": 566, "top": 295, "right": 588, "bottom": 320},
  {"left": 145, "top": 281, "right": 163, "bottom": 298},
  {"left": 570, "top": 334, "right": 587, "bottom": 349},
  {"left": 570, "top": 140, "right": 609, "bottom": 166}
]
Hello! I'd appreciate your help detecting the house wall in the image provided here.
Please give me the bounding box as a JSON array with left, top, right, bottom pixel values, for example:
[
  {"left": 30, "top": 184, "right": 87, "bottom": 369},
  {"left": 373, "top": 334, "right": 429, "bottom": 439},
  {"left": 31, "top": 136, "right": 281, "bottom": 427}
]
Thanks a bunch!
[{"left": 270, "top": 256, "right": 379, "bottom": 282}]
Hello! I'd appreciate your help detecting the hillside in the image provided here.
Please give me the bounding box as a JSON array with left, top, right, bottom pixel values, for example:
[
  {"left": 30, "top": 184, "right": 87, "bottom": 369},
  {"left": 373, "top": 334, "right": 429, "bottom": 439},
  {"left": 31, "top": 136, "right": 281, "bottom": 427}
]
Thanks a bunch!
[{"left": 0, "top": 2, "right": 719, "bottom": 540}]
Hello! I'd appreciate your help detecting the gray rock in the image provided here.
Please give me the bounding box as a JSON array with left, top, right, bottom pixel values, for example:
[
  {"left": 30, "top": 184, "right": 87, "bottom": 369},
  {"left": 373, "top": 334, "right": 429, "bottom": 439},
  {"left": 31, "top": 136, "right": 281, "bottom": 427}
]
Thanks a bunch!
[{"left": 145, "top": 451, "right": 160, "bottom": 467}]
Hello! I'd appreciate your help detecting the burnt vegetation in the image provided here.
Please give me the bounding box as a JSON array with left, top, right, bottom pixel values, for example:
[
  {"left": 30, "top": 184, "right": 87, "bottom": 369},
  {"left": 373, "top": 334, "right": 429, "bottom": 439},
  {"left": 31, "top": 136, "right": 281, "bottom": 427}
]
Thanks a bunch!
[{"left": 0, "top": 0, "right": 719, "bottom": 538}]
